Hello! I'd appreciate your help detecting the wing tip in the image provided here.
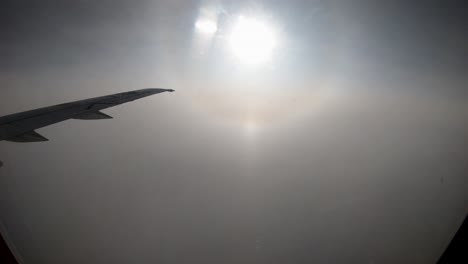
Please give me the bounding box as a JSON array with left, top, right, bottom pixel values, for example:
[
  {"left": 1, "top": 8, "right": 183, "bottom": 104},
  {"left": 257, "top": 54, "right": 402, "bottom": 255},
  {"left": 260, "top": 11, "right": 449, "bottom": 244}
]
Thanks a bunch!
[{"left": 143, "top": 88, "right": 175, "bottom": 94}]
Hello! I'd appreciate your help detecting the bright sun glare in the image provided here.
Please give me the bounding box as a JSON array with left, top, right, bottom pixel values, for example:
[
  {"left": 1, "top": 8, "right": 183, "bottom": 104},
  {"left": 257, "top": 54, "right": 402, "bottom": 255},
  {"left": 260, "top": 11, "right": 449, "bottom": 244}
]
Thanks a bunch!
[
  {"left": 195, "top": 18, "right": 218, "bottom": 35},
  {"left": 228, "top": 16, "right": 277, "bottom": 64},
  {"left": 192, "top": 13, "right": 289, "bottom": 135}
]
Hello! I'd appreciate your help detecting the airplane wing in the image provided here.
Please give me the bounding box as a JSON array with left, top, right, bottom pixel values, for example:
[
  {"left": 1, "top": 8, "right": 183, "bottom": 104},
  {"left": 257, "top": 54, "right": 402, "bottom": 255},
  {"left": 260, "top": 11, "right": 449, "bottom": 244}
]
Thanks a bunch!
[{"left": 0, "top": 88, "right": 174, "bottom": 142}]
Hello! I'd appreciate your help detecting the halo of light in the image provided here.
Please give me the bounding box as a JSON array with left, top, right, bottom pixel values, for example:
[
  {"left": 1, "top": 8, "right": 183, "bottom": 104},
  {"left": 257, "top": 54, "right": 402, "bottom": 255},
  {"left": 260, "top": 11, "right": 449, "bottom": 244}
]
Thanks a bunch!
[
  {"left": 228, "top": 16, "right": 277, "bottom": 64},
  {"left": 244, "top": 119, "right": 259, "bottom": 137}
]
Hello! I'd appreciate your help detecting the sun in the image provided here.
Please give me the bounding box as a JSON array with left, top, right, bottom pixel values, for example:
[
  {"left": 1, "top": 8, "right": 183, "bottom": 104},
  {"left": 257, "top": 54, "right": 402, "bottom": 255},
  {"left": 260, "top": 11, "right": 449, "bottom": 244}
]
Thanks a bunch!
[{"left": 228, "top": 16, "right": 277, "bottom": 65}]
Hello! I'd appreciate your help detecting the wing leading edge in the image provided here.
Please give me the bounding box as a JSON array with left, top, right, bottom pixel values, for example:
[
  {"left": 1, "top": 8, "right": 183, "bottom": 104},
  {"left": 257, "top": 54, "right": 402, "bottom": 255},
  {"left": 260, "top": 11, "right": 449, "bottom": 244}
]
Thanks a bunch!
[{"left": 0, "top": 88, "right": 174, "bottom": 142}]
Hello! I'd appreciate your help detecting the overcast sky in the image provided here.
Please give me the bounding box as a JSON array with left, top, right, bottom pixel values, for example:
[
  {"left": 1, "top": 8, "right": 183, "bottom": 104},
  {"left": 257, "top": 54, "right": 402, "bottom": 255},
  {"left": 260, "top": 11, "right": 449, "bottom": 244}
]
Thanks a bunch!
[{"left": 1, "top": 1, "right": 468, "bottom": 263}]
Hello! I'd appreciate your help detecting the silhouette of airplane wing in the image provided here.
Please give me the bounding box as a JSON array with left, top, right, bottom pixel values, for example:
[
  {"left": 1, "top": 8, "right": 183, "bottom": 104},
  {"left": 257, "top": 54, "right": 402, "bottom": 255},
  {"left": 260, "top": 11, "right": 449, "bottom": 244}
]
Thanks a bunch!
[{"left": 0, "top": 88, "right": 174, "bottom": 143}]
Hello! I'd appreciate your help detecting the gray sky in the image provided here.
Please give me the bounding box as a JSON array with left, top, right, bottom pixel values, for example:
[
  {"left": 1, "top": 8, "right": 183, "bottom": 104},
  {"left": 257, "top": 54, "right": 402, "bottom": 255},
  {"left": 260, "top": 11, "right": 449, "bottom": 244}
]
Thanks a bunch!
[{"left": 1, "top": 0, "right": 468, "bottom": 263}]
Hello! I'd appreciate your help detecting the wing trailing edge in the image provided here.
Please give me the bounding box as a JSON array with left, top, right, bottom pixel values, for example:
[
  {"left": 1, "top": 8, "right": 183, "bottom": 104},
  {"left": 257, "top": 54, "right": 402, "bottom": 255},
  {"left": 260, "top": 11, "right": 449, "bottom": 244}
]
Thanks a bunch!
[
  {"left": 73, "top": 111, "right": 112, "bottom": 120},
  {"left": 6, "top": 130, "right": 48, "bottom": 143}
]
